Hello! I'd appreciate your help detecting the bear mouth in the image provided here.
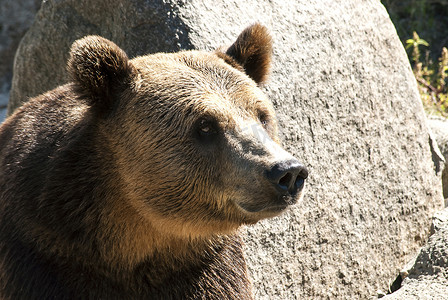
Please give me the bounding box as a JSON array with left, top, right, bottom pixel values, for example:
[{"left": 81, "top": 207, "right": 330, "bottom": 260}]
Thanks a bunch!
[
  {"left": 238, "top": 202, "right": 289, "bottom": 214},
  {"left": 233, "top": 192, "right": 301, "bottom": 216}
]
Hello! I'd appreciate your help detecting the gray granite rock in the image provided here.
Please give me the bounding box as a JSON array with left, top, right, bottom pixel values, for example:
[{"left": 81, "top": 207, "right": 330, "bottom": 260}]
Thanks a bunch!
[
  {"left": 428, "top": 117, "right": 448, "bottom": 158},
  {"left": 0, "top": 92, "right": 7, "bottom": 123},
  {"left": 383, "top": 208, "right": 448, "bottom": 299},
  {"left": 428, "top": 116, "right": 448, "bottom": 201},
  {"left": 7, "top": 0, "right": 197, "bottom": 114},
  {"left": 7, "top": 0, "right": 444, "bottom": 298},
  {"left": 0, "top": 0, "right": 40, "bottom": 123}
]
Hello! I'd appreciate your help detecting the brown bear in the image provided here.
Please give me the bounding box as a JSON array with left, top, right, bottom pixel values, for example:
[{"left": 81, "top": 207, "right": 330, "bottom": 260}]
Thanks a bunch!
[{"left": 0, "top": 24, "right": 307, "bottom": 299}]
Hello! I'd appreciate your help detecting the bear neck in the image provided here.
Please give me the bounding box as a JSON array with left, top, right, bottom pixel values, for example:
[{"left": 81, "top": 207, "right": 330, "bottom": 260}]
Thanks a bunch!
[{"left": 96, "top": 191, "right": 235, "bottom": 271}]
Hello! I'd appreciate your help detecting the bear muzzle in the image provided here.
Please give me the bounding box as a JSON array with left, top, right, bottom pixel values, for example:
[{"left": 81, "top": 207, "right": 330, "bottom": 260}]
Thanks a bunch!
[{"left": 235, "top": 159, "right": 308, "bottom": 215}]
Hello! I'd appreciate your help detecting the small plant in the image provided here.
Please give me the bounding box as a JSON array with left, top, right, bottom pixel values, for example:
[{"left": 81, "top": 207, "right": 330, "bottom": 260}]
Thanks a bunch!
[
  {"left": 406, "top": 31, "right": 429, "bottom": 63},
  {"left": 406, "top": 31, "right": 448, "bottom": 115}
]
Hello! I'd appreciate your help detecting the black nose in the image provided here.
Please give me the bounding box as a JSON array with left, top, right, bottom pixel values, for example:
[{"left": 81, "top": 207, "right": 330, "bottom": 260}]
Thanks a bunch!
[{"left": 265, "top": 160, "right": 308, "bottom": 195}]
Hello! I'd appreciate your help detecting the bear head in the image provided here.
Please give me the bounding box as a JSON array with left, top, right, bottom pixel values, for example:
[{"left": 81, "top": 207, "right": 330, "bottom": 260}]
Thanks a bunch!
[{"left": 67, "top": 24, "right": 308, "bottom": 241}]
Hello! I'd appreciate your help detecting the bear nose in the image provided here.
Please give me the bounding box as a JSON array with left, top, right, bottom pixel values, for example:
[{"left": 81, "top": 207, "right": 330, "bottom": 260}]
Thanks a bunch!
[{"left": 265, "top": 160, "right": 308, "bottom": 195}]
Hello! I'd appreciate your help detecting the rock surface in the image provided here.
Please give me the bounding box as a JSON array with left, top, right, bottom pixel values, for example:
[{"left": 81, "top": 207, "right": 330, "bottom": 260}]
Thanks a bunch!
[
  {"left": 0, "top": 0, "right": 40, "bottom": 123},
  {"left": 428, "top": 116, "right": 448, "bottom": 200},
  {"left": 7, "top": 0, "right": 197, "bottom": 114},
  {"left": 7, "top": 0, "right": 444, "bottom": 298},
  {"left": 383, "top": 208, "right": 448, "bottom": 299}
]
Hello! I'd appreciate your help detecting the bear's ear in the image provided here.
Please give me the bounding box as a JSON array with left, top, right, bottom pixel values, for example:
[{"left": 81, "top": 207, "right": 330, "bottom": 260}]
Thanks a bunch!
[
  {"left": 225, "top": 24, "right": 273, "bottom": 84},
  {"left": 67, "top": 35, "right": 133, "bottom": 107}
]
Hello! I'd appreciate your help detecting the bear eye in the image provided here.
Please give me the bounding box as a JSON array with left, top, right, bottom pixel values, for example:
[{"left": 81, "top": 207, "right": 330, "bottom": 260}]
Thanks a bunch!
[{"left": 195, "top": 118, "right": 219, "bottom": 141}]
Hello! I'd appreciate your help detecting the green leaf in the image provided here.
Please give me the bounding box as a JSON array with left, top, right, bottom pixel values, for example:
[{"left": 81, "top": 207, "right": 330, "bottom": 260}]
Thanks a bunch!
[{"left": 417, "top": 39, "right": 429, "bottom": 47}]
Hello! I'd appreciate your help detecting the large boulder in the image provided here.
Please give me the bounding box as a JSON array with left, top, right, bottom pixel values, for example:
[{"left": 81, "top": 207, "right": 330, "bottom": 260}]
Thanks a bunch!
[{"left": 7, "top": 0, "right": 444, "bottom": 298}]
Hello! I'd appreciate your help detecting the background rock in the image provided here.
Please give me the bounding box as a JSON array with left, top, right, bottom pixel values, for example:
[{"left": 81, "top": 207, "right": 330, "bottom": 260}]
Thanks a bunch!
[
  {"left": 5, "top": 0, "right": 444, "bottom": 298},
  {"left": 383, "top": 208, "right": 448, "bottom": 299},
  {"left": 428, "top": 115, "right": 448, "bottom": 201},
  {"left": 0, "top": 0, "right": 40, "bottom": 122}
]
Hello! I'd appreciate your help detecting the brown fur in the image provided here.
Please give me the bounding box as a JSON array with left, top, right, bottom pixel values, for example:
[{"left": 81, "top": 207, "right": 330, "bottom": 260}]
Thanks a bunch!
[
  {"left": 225, "top": 24, "right": 273, "bottom": 84},
  {"left": 67, "top": 35, "right": 135, "bottom": 108},
  {"left": 0, "top": 24, "right": 304, "bottom": 299}
]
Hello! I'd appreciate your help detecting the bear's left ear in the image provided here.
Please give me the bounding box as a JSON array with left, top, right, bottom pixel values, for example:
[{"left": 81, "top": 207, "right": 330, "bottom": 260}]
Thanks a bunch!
[
  {"left": 67, "top": 35, "right": 134, "bottom": 108},
  {"left": 224, "top": 24, "right": 273, "bottom": 84}
]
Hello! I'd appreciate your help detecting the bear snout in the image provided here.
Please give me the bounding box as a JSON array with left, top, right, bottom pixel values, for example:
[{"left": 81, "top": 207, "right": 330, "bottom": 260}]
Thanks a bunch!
[
  {"left": 265, "top": 160, "right": 308, "bottom": 200},
  {"left": 234, "top": 159, "right": 308, "bottom": 216}
]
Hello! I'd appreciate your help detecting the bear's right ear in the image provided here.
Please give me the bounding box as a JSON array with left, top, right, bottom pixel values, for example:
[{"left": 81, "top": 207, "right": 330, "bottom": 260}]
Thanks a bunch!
[
  {"left": 224, "top": 24, "right": 273, "bottom": 84},
  {"left": 67, "top": 36, "right": 133, "bottom": 108}
]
